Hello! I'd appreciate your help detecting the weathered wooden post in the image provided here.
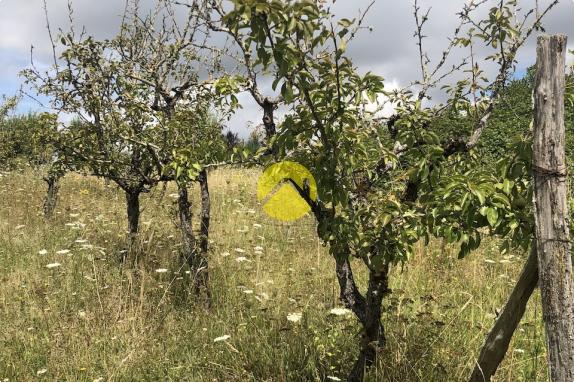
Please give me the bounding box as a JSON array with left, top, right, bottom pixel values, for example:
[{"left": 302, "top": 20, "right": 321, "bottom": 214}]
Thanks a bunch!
[{"left": 533, "top": 34, "right": 574, "bottom": 382}]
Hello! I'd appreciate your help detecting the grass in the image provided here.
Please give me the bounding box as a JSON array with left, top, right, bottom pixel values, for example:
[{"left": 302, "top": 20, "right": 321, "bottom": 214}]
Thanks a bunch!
[{"left": 0, "top": 167, "right": 548, "bottom": 381}]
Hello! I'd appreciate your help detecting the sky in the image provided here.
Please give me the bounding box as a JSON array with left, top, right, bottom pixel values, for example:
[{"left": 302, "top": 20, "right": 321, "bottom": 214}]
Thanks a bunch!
[{"left": 1, "top": 0, "right": 574, "bottom": 137}]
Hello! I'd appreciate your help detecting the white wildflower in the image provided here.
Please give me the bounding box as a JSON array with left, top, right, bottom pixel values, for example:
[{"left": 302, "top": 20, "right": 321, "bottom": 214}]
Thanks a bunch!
[
  {"left": 221, "top": 251, "right": 230, "bottom": 257},
  {"left": 46, "top": 263, "right": 61, "bottom": 269},
  {"left": 56, "top": 249, "right": 70, "bottom": 255},
  {"left": 36, "top": 369, "right": 47, "bottom": 376},
  {"left": 235, "top": 257, "right": 249, "bottom": 263},
  {"left": 253, "top": 223, "right": 262, "bottom": 229},
  {"left": 155, "top": 268, "right": 168, "bottom": 273},
  {"left": 38, "top": 249, "right": 48, "bottom": 255},
  {"left": 287, "top": 312, "right": 302, "bottom": 323},
  {"left": 329, "top": 308, "right": 352, "bottom": 316},
  {"left": 484, "top": 259, "right": 496, "bottom": 264},
  {"left": 327, "top": 377, "right": 342, "bottom": 381},
  {"left": 213, "top": 335, "right": 231, "bottom": 342},
  {"left": 234, "top": 248, "right": 246, "bottom": 253}
]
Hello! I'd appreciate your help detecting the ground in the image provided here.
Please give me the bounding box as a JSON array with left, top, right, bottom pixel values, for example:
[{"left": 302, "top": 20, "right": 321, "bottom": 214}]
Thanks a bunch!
[{"left": 0, "top": 168, "right": 548, "bottom": 381}]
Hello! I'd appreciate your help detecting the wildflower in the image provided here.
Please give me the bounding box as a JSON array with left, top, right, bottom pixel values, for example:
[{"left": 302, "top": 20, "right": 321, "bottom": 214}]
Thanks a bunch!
[
  {"left": 213, "top": 335, "right": 231, "bottom": 342},
  {"left": 69, "top": 213, "right": 80, "bottom": 218},
  {"left": 38, "top": 249, "right": 48, "bottom": 255},
  {"left": 253, "top": 223, "right": 262, "bottom": 229},
  {"left": 75, "top": 239, "right": 88, "bottom": 244},
  {"left": 254, "top": 246, "right": 263, "bottom": 251},
  {"left": 234, "top": 248, "right": 246, "bottom": 253},
  {"left": 155, "top": 268, "right": 168, "bottom": 273},
  {"left": 484, "top": 259, "right": 496, "bottom": 264},
  {"left": 515, "top": 348, "right": 525, "bottom": 354},
  {"left": 168, "top": 193, "right": 179, "bottom": 198},
  {"left": 46, "top": 263, "right": 61, "bottom": 269},
  {"left": 287, "top": 313, "right": 302, "bottom": 323},
  {"left": 242, "top": 289, "right": 254, "bottom": 294},
  {"left": 221, "top": 251, "right": 230, "bottom": 257},
  {"left": 56, "top": 249, "right": 71, "bottom": 255},
  {"left": 36, "top": 369, "right": 47, "bottom": 376},
  {"left": 235, "top": 257, "right": 249, "bottom": 263},
  {"left": 257, "top": 292, "right": 270, "bottom": 301},
  {"left": 329, "top": 308, "right": 352, "bottom": 316},
  {"left": 327, "top": 377, "right": 342, "bottom": 381}
]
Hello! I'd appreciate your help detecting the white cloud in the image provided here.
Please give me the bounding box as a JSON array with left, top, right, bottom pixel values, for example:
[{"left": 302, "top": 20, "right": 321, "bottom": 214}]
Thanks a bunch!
[{"left": 2, "top": 0, "right": 573, "bottom": 134}]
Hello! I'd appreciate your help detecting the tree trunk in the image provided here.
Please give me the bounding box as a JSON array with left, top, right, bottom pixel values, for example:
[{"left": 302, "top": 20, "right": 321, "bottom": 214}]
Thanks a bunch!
[
  {"left": 43, "top": 173, "right": 61, "bottom": 219},
  {"left": 178, "top": 184, "right": 196, "bottom": 260},
  {"left": 347, "top": 266, "right": 389, "bottom": 382},
  {"left": 196, "top": 169, "right": 211, "bottom": 304},
  {"left": 335, "top": 256, "right": 367, "bottom": 323},
  {"left": 177, "top": 183, "right": 207, "bottom": 296},
  {"left": 125, "top": 190, "right": 141, "bottom": 259},
  {"left": 532, "top": 34, "right": 574, "bottom": 382},
  {"left": 469, "top": 247, "right": 539, "bottom": 382}
]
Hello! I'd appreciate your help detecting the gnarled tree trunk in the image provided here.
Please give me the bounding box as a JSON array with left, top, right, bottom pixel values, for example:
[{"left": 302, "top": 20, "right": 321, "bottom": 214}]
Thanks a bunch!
[
  {"left": 176, "top": 172, "right": 211, "bottom": 304},
  {"left": 334, "top": 254, "right": 388, "bottom": 382},
  {"left": 43, "top": 172, "right": 61, "bottom": 219},
  {"left": 347, "top": 266, "right": 389, "bottom": 382},
  {"left": 196, "top": 169, "right": 211, "bottom": 304},
  {"left": 125, "top": 189, "right": 141, "bottom": 261}
]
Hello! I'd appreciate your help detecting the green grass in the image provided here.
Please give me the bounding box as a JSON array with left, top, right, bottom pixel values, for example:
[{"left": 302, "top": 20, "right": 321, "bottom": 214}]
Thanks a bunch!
[{"left": 0, "top": 168, "right": 548, "bottom": 381}]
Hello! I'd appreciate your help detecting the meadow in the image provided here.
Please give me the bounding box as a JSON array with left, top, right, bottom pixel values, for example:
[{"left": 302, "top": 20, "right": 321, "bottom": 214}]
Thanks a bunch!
[{"left": 0, "top": 168, "right": 549, "bottom": 381}]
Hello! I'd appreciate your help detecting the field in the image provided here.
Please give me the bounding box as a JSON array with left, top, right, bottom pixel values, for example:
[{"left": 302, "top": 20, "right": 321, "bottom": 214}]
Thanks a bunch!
[{"left": 0, "top": 168, "right": 549, "bottom": 381}]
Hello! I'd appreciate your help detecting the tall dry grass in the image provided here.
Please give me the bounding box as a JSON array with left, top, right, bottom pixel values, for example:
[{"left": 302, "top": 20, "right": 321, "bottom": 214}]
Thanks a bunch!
[{"left": 0, "top": 168, "right": 547, "bottom": 381}]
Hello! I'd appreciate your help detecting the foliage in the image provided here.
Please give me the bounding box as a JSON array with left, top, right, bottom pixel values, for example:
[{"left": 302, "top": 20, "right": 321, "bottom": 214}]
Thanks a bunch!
[
  {"left": 0, "top": 112, "right": 58, "bottom": 169},
  {"left": 21, "top": 0, "right": 223, "bottom": 195}
]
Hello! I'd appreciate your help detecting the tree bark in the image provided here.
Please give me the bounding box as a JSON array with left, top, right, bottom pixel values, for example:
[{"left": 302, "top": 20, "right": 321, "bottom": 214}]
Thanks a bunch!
[
  {"left": 532, "top": 34, "right": 574, "bottom": 382},
  {"left": 125, "top": 190, "right": 141, "bottom": 258},
  {"left": 43, "top": 172, "right": 61, "bottom": 219},
  {"left": 469, "top": 247, "right": 539, "bottom": 382},
  {"left": 335, "top": 256, "right": 367, "bottom": 323},
  {"left": 177, "top": 183, "right": 196, "bottom": 265},
  {"left": 196, "top": 169, "right": 211, "bottom": 304},
  {"left": 347, "top": 266, "right": 389, "bottom": 382}
]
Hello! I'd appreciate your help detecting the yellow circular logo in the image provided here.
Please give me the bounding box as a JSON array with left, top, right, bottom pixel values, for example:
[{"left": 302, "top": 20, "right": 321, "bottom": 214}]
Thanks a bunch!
[{"left": 257, "top": 161, "right": 317, "bottom": 221}]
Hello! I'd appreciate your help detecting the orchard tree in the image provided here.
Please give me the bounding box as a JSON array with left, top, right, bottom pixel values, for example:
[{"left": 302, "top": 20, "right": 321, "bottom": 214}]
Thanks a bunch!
[
  {"left": 0, "top": 95, "right": 20, "bottom": 168},
  {"left": 208, "top": 0, "right": 558, "bottom": 380},
  {"left": 0, "top": 98, "right": 64, "bottom": 217},
  {"left": 23, "top": 0, "right": 226, "bottom": 273}
]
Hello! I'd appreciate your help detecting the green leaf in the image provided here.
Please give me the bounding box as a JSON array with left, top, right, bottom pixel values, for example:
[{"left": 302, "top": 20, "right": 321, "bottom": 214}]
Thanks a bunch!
[{"left": 486, "top": 208, "right": 499, "bottom": 227}]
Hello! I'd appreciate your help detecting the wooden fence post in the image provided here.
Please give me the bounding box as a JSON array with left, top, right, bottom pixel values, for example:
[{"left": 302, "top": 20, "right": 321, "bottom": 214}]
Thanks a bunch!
[{"left": 533, "top": 34, "right": 574, "bottom": 382}]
